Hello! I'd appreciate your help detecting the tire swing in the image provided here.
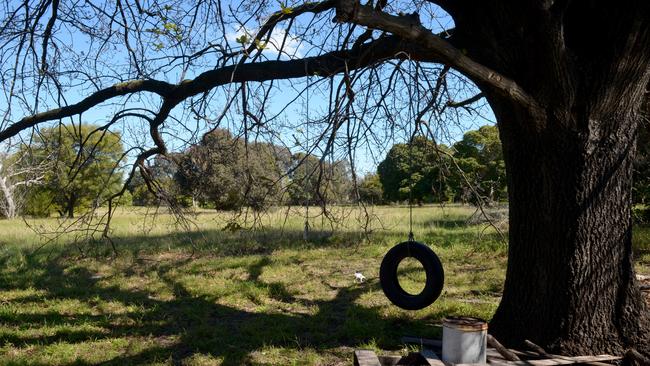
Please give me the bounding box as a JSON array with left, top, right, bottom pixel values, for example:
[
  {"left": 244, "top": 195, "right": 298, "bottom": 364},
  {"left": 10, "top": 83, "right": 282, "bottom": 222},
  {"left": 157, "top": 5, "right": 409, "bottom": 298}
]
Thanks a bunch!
[
  {"left": 379, "top": 237, "right": 445, "bottom": 310},
  {"left": 379, "top": 63, "right": 444, "bottom": 310}
]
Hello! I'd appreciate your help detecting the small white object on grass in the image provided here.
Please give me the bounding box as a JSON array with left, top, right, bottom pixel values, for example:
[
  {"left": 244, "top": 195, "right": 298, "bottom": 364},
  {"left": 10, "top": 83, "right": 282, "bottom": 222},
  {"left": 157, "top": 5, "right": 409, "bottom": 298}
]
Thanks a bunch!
[{"left": 354, "top": 271, "right": 366, "bottom": 283}]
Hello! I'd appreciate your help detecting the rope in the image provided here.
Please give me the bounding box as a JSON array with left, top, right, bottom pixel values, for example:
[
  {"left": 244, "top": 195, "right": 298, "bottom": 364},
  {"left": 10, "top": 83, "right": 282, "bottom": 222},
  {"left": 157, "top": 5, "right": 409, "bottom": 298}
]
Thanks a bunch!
[
  {"left": 407, "top": 59, "right": 415, "bottom": 243},
  {"left": 304, "top": 75, "right": 311, "bottom": 240}
]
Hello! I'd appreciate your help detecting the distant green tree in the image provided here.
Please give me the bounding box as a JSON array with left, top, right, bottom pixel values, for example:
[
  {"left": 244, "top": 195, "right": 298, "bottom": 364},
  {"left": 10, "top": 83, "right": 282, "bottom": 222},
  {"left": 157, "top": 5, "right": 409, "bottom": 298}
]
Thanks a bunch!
[
  {"left": 175, "top": 129, "right": 290, "bottom": 211},
  {"left": 287, "top": 153, "right": 353, "bottom": 206},
  {"left": 357, "top": 173, "right": 384, "bottom": 204},
  {"left": 377, "top": 136, "right": 452, "bottom": 204},
  {"left": 23, "top": 189, "right": 55, "bottom": 217},
  {"left": 128, "top": 155, "right": 189, "bottom": 207},
  {"left": 25, "top": 125, "right": 124, "bottom": 218},
  {"left": 451, "top": 125, "right": 507, "bottom": 203}
]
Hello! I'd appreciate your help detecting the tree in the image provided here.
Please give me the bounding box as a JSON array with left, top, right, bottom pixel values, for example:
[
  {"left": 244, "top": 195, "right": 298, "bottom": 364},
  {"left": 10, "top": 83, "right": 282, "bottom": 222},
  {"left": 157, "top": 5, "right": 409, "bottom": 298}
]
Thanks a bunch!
[
  {"left": 176, "top": 129, "right": 289, "bottom": 211},
  {"left": 358, "top": 173, "right": 384, "bottom": 204},
  {"left": 128, "top": 155, "right": 189, "bottom": 207},
  {"left": 27, "top": 125, "right": 124, "bottom": 218},
  {"left": 452, "top": 125, "right": 506, "bottom": 204},
  {"left": 1, "top": 0, "right": 649, "bottom": 356},
  {"left": 377, "top": 137, "right": 452, "bottom": 203},
  {"left": 377, "top": 126, "right": 506, "bottom": 205},
  {"left": 287, "top": 153, "right": 353, "bottom": 206}
]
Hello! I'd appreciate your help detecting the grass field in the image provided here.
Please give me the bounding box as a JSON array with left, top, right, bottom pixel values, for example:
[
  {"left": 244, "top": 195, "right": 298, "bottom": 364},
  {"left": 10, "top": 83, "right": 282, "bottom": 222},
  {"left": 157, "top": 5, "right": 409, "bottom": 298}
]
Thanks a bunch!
[{"left": 0, "top": 205, "right": 648, "bottom": 365}]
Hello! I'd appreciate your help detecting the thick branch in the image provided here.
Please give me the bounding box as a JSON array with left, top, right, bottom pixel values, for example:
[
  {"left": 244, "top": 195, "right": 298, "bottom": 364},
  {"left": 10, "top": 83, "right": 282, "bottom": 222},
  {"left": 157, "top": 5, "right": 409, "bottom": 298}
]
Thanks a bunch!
[
  {"left": 240, "top": 0, "right": 336, "bottom": 58},
  {"left": 173, "top": 36, "right": 425, "bottom": 98},
  {"left": 40, "top": 0, "right": 59, "bottom": 72},
  {"left": 1, "top": 36, "right": 433, "bottom": 143},
  {"left": 334, "top": 0, "right": 537, "bottom": 108},
  {"left": 0, "top": 80, "right": 175, "bottom": 142},
  {"left": 446, "top": 93, "right": 484, "bottom": 108}
]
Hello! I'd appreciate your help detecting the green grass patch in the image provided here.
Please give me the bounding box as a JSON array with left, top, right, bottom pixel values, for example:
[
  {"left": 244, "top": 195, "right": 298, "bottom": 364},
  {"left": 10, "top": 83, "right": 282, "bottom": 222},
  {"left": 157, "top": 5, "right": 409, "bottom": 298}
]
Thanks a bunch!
[{"left": 0, "top": 205, "right": 646, "bottom": 365}]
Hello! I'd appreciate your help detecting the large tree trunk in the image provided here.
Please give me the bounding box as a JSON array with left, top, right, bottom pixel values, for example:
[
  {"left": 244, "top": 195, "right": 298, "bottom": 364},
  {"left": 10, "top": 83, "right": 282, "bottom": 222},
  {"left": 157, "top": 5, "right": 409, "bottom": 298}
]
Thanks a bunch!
[
  {"left": 487, "top": 91, "right": 650, "bottom": 355},
  {"left": 445, "top": 1, "right": 650, "bottom": 355}
]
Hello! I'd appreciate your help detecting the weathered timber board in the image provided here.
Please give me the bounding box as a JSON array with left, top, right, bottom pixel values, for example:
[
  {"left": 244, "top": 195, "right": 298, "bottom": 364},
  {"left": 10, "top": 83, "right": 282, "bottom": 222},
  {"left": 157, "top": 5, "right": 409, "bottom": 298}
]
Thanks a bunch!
[
  {"left": 456, "top": 354, "right": 620, "bottom": 366},
  {"left": 354, "top": 350, "right": 381, "bottom": 366}
]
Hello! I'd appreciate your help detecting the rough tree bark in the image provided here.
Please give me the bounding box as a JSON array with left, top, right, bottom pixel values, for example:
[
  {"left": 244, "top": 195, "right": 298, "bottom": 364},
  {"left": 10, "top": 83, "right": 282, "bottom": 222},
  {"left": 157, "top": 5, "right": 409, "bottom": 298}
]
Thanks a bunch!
[{"left": 489, "top": 95, "right": 650, "bottom": 355}]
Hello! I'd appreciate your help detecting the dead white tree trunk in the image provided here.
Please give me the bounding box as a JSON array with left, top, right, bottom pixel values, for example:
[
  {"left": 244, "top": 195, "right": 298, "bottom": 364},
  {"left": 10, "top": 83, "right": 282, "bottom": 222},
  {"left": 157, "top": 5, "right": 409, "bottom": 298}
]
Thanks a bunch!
[
  {"left": 0, "top": 144, "right": 50, "bottom": 219},
  {"left": 0, "top": 165, "right": 17, "bottom": 218}
]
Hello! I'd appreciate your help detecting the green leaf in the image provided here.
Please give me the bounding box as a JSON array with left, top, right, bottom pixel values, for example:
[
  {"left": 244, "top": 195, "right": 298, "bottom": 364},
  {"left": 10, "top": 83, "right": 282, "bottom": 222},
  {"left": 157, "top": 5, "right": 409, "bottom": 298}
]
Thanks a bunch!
[
  {"left": 236, "top": 34, "right": 250, "bottom": 45},
  {"left": 278, "top": 1, "right": 293, "bottom": 14},
  {"left": 254, "top": 39, "right": 268, "bottom": 50}
]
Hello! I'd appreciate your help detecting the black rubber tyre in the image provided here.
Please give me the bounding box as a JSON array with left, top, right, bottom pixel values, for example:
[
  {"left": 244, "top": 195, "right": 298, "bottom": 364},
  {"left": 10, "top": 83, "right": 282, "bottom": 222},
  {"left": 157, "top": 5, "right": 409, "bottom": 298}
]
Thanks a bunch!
[{"left": 379, "top": 241, "right": 444, "bottom": 310}]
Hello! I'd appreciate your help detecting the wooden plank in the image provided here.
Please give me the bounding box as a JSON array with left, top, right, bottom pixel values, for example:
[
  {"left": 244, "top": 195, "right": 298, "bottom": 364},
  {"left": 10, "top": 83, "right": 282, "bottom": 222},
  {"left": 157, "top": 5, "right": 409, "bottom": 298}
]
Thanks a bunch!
[
  {"left": 354, "top": 350, "right": 382, "bottom": 366},
  {"left": 521, "top": 341, "right": 616, "bottom": 366},
  {"left": 458, "top": 354, "right": 620, "bottom": 366},
  {"left": 376, "top": 355, "right": 402, "bottom": 366},
  {"left": 487, "top": 348, "right": 586, "bottom": 365},
  {"left": 551, "top": 355, "right": 620, "bottom": 365},
  {"left": 510, "top": 349, "right": 546, "bottom": 359},
  {"left": 420, "top": 348, "right": 449, "bottom": 366}
]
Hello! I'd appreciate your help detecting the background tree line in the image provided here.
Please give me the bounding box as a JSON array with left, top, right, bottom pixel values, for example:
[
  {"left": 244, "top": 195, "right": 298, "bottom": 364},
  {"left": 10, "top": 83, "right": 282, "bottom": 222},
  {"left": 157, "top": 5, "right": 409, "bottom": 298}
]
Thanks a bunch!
[
  {"left": 128, "top": 128, "right": 355, "bottom": 211},
  {"left": 3, "top": 123, "right": 650, "bottom": 218},
  {"left": 0, "top": 126, "right": 356, "bottom": 217}
]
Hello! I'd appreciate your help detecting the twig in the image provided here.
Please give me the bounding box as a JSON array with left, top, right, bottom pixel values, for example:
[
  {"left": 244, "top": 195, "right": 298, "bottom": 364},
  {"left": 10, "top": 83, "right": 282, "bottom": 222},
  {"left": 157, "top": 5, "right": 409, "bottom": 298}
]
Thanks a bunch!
[
  {"left": 524, "top": 339, "right": 550, "bottom": 357},
  {"left": 487, "top": 334, "right": 521, "bottom": 361}
]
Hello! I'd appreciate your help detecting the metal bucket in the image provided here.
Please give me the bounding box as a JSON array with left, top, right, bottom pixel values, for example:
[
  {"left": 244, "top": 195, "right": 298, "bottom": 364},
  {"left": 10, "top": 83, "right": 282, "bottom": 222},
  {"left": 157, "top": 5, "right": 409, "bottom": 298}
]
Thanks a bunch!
[{"left": 442, "top": 316, "right": 488, "bottom": 364}]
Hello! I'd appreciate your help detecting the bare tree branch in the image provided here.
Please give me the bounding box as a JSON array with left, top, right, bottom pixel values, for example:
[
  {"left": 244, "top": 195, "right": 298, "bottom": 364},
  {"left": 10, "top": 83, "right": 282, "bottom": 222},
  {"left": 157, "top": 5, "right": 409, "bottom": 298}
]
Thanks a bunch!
[
  {"left": 333, "top": 0, "right": 537, "bottom": 108},
  {"left": 1, "top": 35, "right": 443, "bottom": 143},
  {"left": 446, "top": 93, "right": 484, "bottom": 108}
]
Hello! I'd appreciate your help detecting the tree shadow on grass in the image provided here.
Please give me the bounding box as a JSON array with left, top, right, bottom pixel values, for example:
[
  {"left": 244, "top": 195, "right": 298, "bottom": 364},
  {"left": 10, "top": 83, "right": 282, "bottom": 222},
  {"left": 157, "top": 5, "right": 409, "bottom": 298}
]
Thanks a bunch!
[
  {"left": 77, "top": 227, "right": 370, "bottom": 259},
  {"left": 419, "top": 229, "right": 505, "bottom": 250},
  {"left": 0, "top": 242, "right": 443, "bottom": 365},
  {"left": 422, "top": 219, "right": 472, "bottom": 229}
]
